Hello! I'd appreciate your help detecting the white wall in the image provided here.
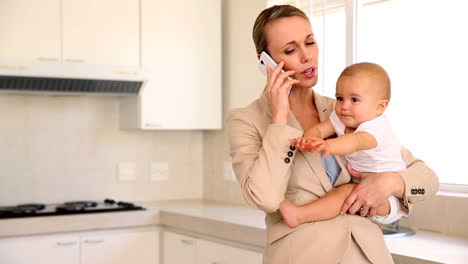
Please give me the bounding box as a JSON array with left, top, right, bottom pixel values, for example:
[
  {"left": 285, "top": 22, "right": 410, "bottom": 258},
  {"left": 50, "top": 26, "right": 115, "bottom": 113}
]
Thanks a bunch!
[{"left": 203, "top": 0, "right": 266, "bottom": 204}]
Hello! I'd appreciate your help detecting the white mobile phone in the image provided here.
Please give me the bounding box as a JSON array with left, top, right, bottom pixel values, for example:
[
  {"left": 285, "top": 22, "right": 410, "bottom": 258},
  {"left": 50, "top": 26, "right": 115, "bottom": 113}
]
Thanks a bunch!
[{"left": 258, "top": 51, "right": 292, "bottom": 95}]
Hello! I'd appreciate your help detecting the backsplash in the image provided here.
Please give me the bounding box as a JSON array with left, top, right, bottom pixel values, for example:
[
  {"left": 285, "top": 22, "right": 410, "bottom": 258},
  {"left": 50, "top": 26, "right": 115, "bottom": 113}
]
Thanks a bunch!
[{"left": 0, "top": 94, "right": 203, "bottom": 205}]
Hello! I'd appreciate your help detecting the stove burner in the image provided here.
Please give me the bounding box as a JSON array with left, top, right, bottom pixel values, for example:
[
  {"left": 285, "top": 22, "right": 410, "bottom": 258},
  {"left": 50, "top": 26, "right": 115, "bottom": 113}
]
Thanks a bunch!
[
  {"left": 0, "top": 206, "right": 17, "bottom": 217},
  {"left": 0, "top": 199, "right": 145, "bottom": 219},
  {"left": 64, "top": 201, "right": 97, "bottom": 208},
  {"left": 17, "top": 204, "right": 46, "bottom": 210}
]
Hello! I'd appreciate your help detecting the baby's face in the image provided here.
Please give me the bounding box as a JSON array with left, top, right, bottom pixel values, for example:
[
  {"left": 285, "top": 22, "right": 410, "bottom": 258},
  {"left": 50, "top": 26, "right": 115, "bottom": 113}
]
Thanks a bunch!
[{"left": 334, "top": 75, "right": 383, "bottom": 128}]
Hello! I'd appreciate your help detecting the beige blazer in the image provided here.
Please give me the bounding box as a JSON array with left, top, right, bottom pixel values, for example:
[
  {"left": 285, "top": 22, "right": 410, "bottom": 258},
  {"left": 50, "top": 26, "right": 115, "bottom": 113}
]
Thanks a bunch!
[{"left": 227, "top": 90, "right": 439, "bottom": 264}]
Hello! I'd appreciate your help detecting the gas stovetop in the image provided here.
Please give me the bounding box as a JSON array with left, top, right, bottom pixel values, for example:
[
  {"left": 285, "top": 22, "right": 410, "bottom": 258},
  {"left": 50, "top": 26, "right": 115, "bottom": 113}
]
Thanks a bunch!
[{"left": 0, "top": 199, "right": 145, "bottom": 219}]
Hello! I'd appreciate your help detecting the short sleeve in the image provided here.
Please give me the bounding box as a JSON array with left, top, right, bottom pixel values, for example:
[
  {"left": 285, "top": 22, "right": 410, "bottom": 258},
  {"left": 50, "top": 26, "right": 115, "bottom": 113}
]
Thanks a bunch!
[
  {"left": 329, "top": 111, "right": 345, "bottom": 136},
  {"left": 355, "top": 116, "right": 384, "bottom": 144}
]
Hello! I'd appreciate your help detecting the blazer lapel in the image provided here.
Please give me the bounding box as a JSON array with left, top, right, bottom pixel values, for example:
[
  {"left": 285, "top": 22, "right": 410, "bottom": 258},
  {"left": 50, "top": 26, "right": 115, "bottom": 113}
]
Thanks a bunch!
[{"left": 260, "top": 90, "right": 338, "bottom": 191}]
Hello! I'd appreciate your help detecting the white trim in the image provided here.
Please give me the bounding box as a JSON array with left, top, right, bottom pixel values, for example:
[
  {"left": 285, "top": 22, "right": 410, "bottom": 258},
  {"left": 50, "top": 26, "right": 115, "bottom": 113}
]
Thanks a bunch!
[
  {"left": 320, "top": 0, "right": 327, "bottom": 95},
  {"left": 345, "top": 0, "right": 357, "bottom": 66},
  {"left": 438, "top": 184, "right": 468, "bottom": 195}
]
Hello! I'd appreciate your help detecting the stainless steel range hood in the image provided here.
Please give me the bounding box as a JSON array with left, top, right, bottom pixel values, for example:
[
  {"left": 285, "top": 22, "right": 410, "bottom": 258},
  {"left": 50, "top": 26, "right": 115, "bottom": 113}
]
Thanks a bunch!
[{"left": 0, "top": 61, "right": 146, "bottom": 95}]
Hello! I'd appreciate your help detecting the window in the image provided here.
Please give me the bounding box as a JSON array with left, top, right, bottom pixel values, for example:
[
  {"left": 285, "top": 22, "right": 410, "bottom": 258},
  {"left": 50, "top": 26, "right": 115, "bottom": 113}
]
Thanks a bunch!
[
  {"left": 356, "top": 0, "right": 468, "bottom": 186},
  {"left": 267, "top": 0, "right": 468, "bottom": 187}
]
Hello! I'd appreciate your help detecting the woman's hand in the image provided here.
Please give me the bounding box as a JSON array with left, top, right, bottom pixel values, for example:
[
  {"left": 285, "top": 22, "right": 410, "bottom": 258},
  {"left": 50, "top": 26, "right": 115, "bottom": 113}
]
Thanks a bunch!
[
  {"left": 265, "top": 61, "right": 299, "bottom": 124},
  {"left": 340, "top": 164, "right": 405, "bottom": 216}
]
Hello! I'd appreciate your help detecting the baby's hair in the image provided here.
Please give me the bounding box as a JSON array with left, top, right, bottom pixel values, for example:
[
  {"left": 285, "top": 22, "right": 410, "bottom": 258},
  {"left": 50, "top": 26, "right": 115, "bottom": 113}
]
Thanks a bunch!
[{"left": 339, "top": 62, "right": 391, "bottom": 101}]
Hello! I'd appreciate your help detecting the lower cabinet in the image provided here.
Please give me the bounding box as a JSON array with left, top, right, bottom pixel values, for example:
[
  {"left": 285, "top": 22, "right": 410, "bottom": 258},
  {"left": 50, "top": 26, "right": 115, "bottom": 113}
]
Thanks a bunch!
[
  {"left": 0, "top": 233, "right": 80, "bottom": 264},
  {"left": 162, "top": 231, "right": 262, "bottom": 264},
  {"left": 0, "top": 228, "right": 261, "bottom": 264},
  {"left": 0, "top": 228, "right": 159, "bottom": 264},
  {"left": 81, "top": 229, "right": 159, "bottom": 264}
]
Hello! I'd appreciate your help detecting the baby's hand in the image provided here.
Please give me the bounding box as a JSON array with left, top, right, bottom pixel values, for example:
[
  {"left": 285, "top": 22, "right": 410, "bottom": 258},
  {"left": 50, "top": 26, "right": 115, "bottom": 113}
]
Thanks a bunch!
[
  {"left": 307, "top": 137, "right": 331, "bottom": 157},
  {"left": 291, "top": 136, "right": 319, "bottom": 152},
  {"left": 292, "top": 136, "right": 312, "bottom": 151}
]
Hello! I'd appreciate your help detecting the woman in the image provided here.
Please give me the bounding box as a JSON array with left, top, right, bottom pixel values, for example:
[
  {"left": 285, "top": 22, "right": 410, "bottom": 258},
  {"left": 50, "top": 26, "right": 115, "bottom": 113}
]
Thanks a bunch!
[{"left": 227, "top": 5, "right": 438, "bottom": 264}]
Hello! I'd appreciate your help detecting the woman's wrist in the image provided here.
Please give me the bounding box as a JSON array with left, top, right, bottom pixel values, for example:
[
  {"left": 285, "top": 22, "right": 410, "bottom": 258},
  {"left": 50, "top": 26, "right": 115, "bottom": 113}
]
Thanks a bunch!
[
  {"left": 389, "top": 171, "right": 405, "bottom": 198},
  {"left": 272, "top": 114, "right": 288, "bottom": 125}
]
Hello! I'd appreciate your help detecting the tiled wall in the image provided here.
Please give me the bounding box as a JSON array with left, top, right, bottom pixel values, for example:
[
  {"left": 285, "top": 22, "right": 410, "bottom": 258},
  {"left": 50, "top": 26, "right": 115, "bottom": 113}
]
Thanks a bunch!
[{"left": 0, "top": 95, "right": 203, "bottom": 205}]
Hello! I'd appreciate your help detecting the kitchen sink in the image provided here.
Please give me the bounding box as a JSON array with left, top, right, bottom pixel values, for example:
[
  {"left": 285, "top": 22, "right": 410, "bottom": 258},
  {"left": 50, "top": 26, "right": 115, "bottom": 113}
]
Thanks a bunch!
[{"left": 382, "top": 221, "right": 415, "bottom": 238}]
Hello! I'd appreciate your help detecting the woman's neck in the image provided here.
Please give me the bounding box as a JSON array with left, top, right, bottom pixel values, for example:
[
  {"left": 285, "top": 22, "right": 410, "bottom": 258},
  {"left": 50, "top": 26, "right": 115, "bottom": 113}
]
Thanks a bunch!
[
  {"left": 289, "top": 86, "right": 314, "bottom": 110},
  {"left": 289, "top": 86, "right": 320, "bottom": 130}
]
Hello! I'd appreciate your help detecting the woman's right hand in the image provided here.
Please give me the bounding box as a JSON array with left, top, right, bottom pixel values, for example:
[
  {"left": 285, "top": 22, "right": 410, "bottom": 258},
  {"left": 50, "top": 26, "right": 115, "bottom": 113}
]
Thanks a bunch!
[{"left": 265, "top": 61, "right": 299, "bottom": 124}]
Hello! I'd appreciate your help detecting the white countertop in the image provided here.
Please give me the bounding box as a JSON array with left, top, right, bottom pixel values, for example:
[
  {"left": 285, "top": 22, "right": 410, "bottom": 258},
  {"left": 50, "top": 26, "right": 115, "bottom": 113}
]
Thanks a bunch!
[{"left": 1, "top": 199, "right": 467, "bottom": 264}]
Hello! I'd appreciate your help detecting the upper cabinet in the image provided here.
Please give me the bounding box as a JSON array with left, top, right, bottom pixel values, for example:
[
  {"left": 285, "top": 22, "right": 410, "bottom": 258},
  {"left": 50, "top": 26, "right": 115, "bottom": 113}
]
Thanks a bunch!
[
  {"left": 62, "top": 0, "right": 139, "bottom": 66},
  {"left": 0, "top": 0, "right": 139, "bottom": 67},
  {"left": 0, "top": 0, "right": 61, "bottom": 63},
  {"left": 0, "top": 0, "right": 221, "bottom": 130},
  {"left": 120, "top": 0, "right": 222, "bottom": 130}
]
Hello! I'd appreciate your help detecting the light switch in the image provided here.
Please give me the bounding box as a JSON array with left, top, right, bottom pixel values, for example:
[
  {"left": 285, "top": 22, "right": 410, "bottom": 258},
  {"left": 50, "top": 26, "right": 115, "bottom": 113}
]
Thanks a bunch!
[
  {"left": 151, "top": 162, "right": 169, "bottom": 181},
  {"left": 224, "top": 161, "right": 236, "bottom": 182},
  {"left": 117, "top": 162, "right": 137, "bottom": 182}
]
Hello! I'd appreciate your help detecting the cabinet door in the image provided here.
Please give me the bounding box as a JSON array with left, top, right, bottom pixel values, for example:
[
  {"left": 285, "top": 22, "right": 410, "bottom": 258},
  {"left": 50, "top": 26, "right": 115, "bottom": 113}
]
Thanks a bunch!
[
  {"left": 140, "top": 0, "right": 222, "bottom": 129},
  {"left": 62, "top": 0, "right": 139, "bottom": 66},
  {"left": 0, "top": 0, "right": 61, "bottom": 63},
  {"left": 81, "top": 229, "right": 159, "bottom": 264},
  {"left": 197, "top": 239, "right": 262, "bottom": 264},
  {"left": 162, "top": 232, "right": 197, "bottom": 264},
  {"left": 0, "top": 233, "right": 79, "bottom": 264}
]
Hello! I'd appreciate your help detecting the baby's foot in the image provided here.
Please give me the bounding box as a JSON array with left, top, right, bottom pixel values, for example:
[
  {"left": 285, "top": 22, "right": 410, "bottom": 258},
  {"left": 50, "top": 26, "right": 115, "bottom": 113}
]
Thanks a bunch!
[{"left": 279, "top": 199, "right": 300, "bottom": 228}]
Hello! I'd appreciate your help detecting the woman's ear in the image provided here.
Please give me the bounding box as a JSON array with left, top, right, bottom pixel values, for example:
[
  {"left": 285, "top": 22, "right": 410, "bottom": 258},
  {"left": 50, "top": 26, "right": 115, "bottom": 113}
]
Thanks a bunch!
[
  {"left": 377, "top": 99, "right": 389, "bottom": 115},
  {"left": 257, "top": 54, "right": 261, "bottom": 59}
]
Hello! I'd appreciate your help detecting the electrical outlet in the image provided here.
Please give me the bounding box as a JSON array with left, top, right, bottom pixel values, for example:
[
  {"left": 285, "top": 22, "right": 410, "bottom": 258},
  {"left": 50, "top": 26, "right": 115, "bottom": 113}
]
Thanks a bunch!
[
  {"left": 151, "top": 162, "right": 169, "bottom": 181},
  {"left": 117, "top": 162, "right": 136, "bottom": 182},
  {"left": 224, "top": 161, "right": 236, "bottom": 182}
]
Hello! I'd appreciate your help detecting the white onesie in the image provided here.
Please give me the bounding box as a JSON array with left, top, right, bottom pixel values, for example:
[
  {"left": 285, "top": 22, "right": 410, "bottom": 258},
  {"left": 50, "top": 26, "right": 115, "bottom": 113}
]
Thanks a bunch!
[
  {"left": 329, "top": 111, "right": 406, "bottom": 224},
  {"left": 329, "top": 111, "right": 405, "bottom": 173}
]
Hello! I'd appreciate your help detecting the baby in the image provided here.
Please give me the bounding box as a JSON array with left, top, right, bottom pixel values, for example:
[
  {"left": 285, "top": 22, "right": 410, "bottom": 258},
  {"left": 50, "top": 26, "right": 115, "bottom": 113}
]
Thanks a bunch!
[{"left": 280, "top": 62, "right": 405, "bottom": 227}]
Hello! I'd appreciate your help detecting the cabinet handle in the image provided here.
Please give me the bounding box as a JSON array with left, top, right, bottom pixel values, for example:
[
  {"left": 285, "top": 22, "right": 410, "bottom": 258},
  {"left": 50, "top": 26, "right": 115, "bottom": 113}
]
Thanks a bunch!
[
  {"left": 83, "top": 239, "right": 104, "bottom": 244},
  {"left": 56, "top": 241, "right": 78, "bottom": 246},
  {"left": 64, "top": 58, "right": 84, "bottom": 63},
  {"left": 144, "top": 123, "right": 162, "bottom": 128},
  {"left": 37, "top": 57, "right": 58, "bottom": 62},
  {"left": 180, "top": 239, "right": 195, "bottom": 245}
]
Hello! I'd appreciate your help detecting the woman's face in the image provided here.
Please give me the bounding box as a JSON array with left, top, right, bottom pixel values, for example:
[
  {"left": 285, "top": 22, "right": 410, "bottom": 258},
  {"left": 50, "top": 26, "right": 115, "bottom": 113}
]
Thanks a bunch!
[{"left": 264, "top": 16, "right": 318, "bottom": 88}]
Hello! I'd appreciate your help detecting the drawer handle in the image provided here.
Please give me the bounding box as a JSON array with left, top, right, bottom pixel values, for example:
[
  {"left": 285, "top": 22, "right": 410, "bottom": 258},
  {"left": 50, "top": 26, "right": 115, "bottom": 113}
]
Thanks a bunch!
[
  {"left": 56, "top": 241, "right": 77, "bottom": 246},
  {"left": 37, "top": 57, "right": 58, "bottom": 62},
  {"left": 144, "top": 123, "right": 162, "bottom": 128},
  {"left": 180, "top": 239, "right": 195, "bottom": 245},
  {"left": 64, "top": 58, "right": 84, "bottom": 63},
  {"left": 84, "top": 239, "right": 104, "bottom": 244}
]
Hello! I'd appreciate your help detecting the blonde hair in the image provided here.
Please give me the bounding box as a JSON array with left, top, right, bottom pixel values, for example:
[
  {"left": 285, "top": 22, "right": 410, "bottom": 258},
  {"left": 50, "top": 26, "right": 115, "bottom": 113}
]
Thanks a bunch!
[
  {"left": 339, "top": 62, "right": 391, "bottom": 101},
  {"left": 252, "top": 5, "right": 310, "bottom": 54}
]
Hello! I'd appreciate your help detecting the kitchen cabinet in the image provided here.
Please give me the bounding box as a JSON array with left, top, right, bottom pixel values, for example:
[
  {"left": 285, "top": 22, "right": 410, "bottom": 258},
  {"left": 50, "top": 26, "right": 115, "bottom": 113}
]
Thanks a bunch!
[
  {"left": 0, "top": 233, "right": 80, "bottom": 264},
  {"left": 162, "top": 231, "right": 197, "bottom": 264},
  {"left": 162, "top": 231, "right": 262, "bottom": 264},
  {"left": 0, "top": 228, "right": 159, "bottom": 264},
  {"left": 197, "top": 239, "right": 263, "bottom": 264},
  {"left": 0, "top": 0, "right": 139, "bottom": 67},
  {"left": 81, "top": 229, "right": 159, "bottom": 264},
  {"left": 120, "top": 0, "right": 222, "bottom": 130},
  {"left": 0, "top": 0, "right": 61, "bottom": 63},
  {"left": 62, "top": 0, "right": 139, "bottom": 67}
]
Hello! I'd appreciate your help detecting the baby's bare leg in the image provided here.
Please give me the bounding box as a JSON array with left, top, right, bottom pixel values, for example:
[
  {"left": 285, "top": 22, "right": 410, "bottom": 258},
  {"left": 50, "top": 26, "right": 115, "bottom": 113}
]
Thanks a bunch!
[
  {"left": 280, "top": 183, "right": 357, "bottom": 228},
  {"left": 279, "top": 183, "right": 392, "bottom": 228}
]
